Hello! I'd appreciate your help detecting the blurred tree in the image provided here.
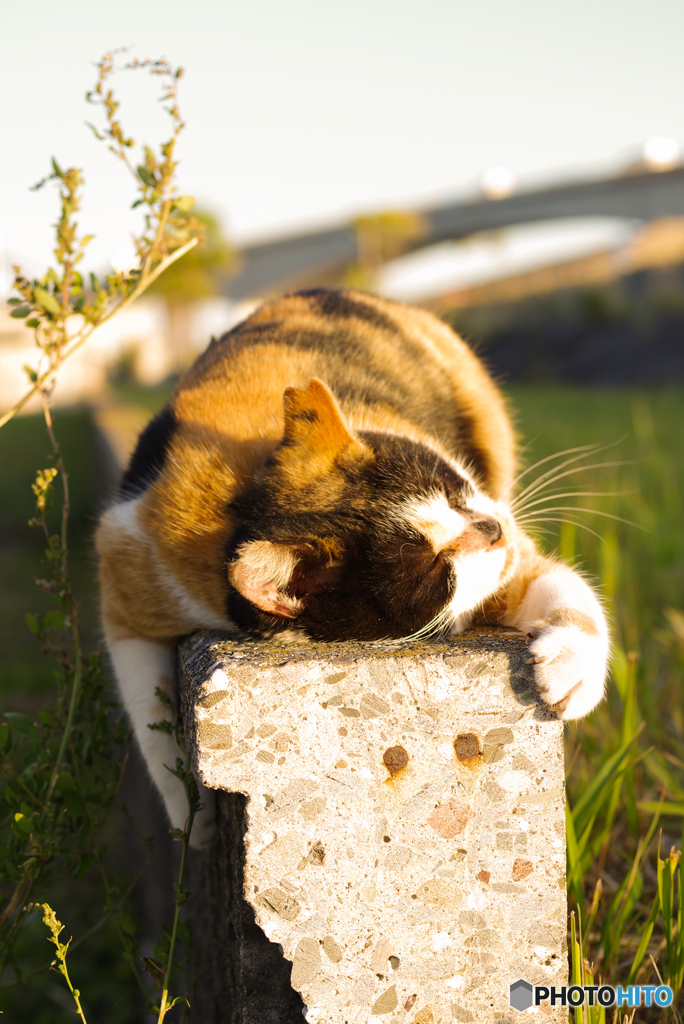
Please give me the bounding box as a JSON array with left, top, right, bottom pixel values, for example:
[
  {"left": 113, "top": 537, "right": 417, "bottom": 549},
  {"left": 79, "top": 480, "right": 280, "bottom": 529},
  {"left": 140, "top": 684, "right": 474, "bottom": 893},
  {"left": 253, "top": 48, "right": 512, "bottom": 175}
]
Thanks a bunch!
[
  {"left": 344, "top": 210, "right": 427, "bottom": 290},
  {"left": 148, "top": 208, "right": 238, "bottom": 369}
]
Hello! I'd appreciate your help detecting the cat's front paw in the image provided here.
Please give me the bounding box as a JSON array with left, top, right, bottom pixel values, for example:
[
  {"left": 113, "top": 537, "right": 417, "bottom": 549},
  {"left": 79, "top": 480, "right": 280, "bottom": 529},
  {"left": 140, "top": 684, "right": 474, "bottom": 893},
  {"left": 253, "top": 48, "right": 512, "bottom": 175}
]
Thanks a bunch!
[{"left": 526, "top": 616, "right": 608, "bottom": 719}]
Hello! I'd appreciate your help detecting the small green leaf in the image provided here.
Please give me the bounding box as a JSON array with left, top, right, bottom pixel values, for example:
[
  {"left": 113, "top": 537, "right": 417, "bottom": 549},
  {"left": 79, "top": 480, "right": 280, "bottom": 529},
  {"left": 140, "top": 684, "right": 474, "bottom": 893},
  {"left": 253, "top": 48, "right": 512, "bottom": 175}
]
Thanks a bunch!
[
  {"left": 119, "top": 907, "right": 136, "bottom": 935},
  {"left": 25, "top": 613, "right": 41, "bottom": 635},
  {"left": 167, "top": 997, "right": 191, "bottom": 1011},
  {"left": 140, "top": 956, "right": 166, "bottom": 988},
  {"left": 173, "top": 882, "right": 190, "bottom": 906},
  {"left": 153, "top": 936, "right": 170, "bottom": 964},
  {"left": 74, "top": 854, "right": 92, "bottom": 878},
  {"left": 10, "top": 307, "right": 30, "bottom": 318},
  {"left": 638, "top": 801, "right": 684, "bottom": 815},
  {"left": 7, "top": 297, "right": 22, "bottom": 306},
  {"left": 30, "top": 175, "right": 49, "bottom": 192},
  {"left": 44, "top": 610, "right": 65, "bottom": 632},
  {"left": 148, "top": 721, "right": 173, "bottom": 734},
  {"left": 85, "top": 120, "right": 104, "bottom": 140},
  {"left": 173, "top": 195, "right": 195, "bottom": 212},
  {"left": 63, "top": 791, "right": 87, "bottom": 818},
  {"left": 14, "top": 813, "right": 33, "bottom": 834},
  {"left": 4, "top": 712, "right": 34, "bottom": 734},
  {"left": 33, "top": 287, "right": 61, "bottom": 317},
  {"left": 26, "top": 319, "right": 40, "bottom": 329},
  {"left": 154, "top": 686, "right": 174, "bottom": 708},
  {"left": 56, "top": 772, "right": 77, "bottom": 794}
]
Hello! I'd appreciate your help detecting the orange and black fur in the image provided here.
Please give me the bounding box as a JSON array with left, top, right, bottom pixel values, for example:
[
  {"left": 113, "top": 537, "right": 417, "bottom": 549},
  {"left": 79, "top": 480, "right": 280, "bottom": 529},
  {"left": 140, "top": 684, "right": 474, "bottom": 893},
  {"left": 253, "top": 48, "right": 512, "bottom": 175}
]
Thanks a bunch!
[{"left": 97, "top": 289, "right": 608, "bottom": 845}]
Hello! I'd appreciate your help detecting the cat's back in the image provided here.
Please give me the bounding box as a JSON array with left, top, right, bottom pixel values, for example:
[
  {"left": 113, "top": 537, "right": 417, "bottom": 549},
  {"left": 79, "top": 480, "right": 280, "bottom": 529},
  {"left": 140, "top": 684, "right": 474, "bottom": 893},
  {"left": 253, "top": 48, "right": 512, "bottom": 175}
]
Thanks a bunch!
[{"left": 171, "top": 288, "right": 515, "bottom": 495}]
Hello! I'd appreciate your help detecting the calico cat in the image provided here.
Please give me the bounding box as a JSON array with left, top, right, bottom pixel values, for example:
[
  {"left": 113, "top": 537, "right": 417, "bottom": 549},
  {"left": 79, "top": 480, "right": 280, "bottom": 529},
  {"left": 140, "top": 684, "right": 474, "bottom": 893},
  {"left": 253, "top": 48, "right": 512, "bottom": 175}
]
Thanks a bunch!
[{"left": 96, "top": 288, "right": 609, "bottom": 847}]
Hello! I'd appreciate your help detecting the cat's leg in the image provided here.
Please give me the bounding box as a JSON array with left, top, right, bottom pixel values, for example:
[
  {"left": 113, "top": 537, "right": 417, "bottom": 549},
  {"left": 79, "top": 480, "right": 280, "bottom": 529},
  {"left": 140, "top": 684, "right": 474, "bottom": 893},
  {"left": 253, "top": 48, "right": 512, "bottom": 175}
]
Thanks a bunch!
[
  {"left": 503, "top": 563, "right": 609, "bottom": 720},
  {"left": 105, "top": 631, "right": 217, "bottom": 848}
]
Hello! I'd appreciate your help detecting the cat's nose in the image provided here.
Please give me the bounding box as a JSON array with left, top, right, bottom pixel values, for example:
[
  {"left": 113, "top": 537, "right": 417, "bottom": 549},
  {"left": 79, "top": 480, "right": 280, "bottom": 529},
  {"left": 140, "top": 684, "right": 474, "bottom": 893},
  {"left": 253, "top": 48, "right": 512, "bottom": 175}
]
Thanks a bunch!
[
  {"left": 470, "top": 515, "right": 503, "bottom": 545},
  {"left": 440, "top": 514, "right": 504, "bottom": 555}
]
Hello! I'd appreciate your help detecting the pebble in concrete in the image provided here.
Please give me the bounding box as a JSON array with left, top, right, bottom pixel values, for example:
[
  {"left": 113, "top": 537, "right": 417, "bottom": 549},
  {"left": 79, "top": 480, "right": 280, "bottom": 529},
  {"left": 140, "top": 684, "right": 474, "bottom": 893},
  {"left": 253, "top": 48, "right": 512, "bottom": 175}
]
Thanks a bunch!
[{"left": 181, "top": 628, "right": 568, "bottom": 1023}]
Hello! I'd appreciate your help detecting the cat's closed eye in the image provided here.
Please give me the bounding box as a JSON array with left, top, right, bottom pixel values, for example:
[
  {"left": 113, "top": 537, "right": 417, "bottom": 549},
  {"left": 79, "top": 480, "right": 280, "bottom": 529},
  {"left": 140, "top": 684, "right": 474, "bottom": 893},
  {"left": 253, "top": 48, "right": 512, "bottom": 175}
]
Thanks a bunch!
[{"left": 395, "top": 540, "right": 442, "bottom": 573}]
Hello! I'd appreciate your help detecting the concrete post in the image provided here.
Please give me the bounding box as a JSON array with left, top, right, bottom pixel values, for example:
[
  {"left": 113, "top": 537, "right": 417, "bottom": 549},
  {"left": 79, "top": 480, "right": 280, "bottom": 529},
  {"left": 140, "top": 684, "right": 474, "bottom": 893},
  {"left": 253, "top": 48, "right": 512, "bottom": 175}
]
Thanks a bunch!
[{"left": 180, "top": 628, "right": 568, "bottom": 1023}]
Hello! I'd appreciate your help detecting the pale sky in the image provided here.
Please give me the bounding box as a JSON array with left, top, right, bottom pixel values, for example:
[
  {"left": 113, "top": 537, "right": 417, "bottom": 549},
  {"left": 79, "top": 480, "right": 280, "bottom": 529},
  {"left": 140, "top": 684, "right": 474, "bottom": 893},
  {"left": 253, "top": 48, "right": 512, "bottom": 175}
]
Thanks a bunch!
[{"left": 2, "top": 0, "right": 684, "bottom": 275}]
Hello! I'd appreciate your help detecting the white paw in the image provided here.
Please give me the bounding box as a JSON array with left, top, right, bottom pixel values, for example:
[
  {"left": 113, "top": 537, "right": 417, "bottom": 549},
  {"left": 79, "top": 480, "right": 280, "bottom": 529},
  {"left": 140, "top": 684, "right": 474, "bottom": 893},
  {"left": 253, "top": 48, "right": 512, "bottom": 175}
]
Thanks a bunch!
[{"left": 526, "top": 622, "right": 608, "bottom": 719}]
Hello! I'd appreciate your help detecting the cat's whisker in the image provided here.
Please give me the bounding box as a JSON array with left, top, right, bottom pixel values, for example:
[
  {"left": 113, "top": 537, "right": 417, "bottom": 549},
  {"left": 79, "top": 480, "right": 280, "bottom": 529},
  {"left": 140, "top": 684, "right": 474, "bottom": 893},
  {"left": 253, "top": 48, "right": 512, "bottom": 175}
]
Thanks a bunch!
[
  {"left": 515, "top": 433, "right": 542, "bottom": 459},
  {"left": 516, "top": 515, "right": 606, "bottom": 544},
  {"left": 512, "top": 488, "right": 637, "bottom": 515},
  {"left": 509, "top": 439, "right": 627, "bottom": 505},
  {"left": 500, "top": 441, "right": 610, "bottom": 501},
  {"left": 502, "top": 442, "right": 606, "bottom": 498},
  {"left": 511, "top": 458, "right": 637, "bottom": 510},
  {"left": 520, "top": 524, "right": 559, "bottom": 540},
  {"left": 404, "top": 616, "right": 450, "bottom": 642},
  {"left": 516, "top": 505, "right": 645, "bottom": 530},
  {"left": 513, "top": 458, "right": 624, "bottom": 507},
  {"left": 394, "top": 606, "right": 454, "bottom": 644}
]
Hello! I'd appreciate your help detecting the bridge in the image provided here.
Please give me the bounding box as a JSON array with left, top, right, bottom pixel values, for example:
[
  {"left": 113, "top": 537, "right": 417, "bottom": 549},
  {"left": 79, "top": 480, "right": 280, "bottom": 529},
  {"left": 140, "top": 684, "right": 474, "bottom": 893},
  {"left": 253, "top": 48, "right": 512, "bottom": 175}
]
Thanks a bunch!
[{"left": 228, "top": 166, "right": 684, "bottom": 299}]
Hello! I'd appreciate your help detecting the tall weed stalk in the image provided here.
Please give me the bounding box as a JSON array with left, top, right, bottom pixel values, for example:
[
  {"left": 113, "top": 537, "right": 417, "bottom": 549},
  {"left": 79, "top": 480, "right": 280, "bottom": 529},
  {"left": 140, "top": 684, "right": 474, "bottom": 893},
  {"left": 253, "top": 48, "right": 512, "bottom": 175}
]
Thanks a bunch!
[{"left": 0, "top": 51, "right": 203, "bottom": 1020}]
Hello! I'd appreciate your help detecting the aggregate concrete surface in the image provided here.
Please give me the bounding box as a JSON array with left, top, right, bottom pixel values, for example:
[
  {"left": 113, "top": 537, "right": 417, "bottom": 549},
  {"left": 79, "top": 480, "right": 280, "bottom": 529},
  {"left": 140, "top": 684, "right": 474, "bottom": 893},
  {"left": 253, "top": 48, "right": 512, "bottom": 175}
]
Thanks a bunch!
[{"left": 180, "top": 627, "right": 568, "bottom": 1023}]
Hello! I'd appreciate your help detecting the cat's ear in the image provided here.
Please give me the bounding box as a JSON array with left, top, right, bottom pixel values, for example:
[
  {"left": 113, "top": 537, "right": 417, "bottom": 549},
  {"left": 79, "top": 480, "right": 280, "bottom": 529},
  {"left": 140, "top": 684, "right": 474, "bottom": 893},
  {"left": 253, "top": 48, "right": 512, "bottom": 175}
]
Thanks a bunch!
[
  {"left": 276, "top": 379, "right": 369, "bottom": 479},
  {"left": 228, "top": 540, "right": 342, "bottom": 619}
]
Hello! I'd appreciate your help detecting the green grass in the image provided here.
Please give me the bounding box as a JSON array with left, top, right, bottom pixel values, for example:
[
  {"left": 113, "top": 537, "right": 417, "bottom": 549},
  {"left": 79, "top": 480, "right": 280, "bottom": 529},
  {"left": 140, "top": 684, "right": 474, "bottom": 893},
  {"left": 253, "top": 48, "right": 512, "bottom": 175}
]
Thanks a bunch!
[
  {"left": 0, "top": 408, "right": 103, "bottom": 706},
  {"left": 508, "top": 386, "right": 684, "bottom": 1020}
]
